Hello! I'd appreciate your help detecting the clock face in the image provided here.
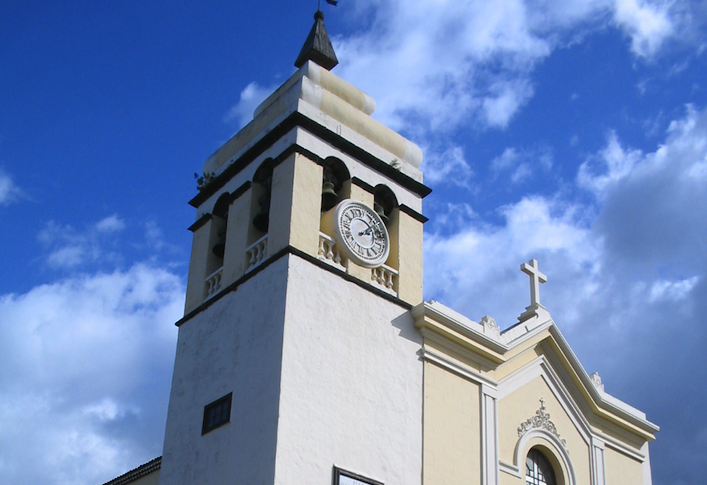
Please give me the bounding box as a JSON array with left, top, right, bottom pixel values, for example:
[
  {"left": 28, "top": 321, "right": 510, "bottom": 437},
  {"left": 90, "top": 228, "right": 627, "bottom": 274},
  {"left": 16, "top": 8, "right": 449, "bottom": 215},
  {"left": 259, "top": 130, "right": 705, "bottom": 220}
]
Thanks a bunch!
[{"left": 334, "top": 200, "right": 390, "bottom": 268}]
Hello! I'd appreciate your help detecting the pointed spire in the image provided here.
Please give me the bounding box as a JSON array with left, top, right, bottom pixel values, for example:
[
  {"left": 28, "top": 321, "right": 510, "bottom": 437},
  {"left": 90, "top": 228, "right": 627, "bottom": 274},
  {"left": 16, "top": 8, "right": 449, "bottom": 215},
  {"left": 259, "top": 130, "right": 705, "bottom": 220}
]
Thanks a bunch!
[{"left": 295, "top": 10, "right": 338, "bottom": 71}]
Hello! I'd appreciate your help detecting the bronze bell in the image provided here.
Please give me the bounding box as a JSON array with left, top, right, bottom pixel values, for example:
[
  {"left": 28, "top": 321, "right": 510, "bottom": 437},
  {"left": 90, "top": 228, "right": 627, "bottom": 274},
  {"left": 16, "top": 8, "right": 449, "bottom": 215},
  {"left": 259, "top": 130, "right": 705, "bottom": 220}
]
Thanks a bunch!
[
  {"left": 374, "top": 203, "right": 390, "bottom": 226},
  {"left": 212, "top": 226, "right": 226, "bottom": 258},
  {"left": 321, "top": 181, "right": 338, "bottom": 211},
  {"left": 252, "top": 194, "right": 270, "bottom": 232}
]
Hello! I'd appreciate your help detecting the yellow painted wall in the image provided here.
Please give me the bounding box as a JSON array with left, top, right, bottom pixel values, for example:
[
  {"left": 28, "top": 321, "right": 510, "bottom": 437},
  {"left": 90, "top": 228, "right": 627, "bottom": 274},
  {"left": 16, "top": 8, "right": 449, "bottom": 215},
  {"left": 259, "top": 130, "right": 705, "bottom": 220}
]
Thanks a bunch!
[
  {"left": 604, "top": 446, "right": 643, "bottom": 485},
  {"left": 423, "top": 361, "right": 481, "bottom": 485},
  {"left": 395, "top": 210, "right": 423, "bottom": 305},
  {"left": 500, "top": 469, "right": 520, "bottom": 485},
  {"left": 498, "top": 376, "right": 591, "bottom": 485},
  {"left": 222, "top": 186, "right": 253, "bottom": 284},
  {"left": 184, "top": 219, "right": 213, "bottom": 314},
  {"left": 269, "top": 153, "right": 323, "bottom": 257},
  {"left": 494, "top": 339, "right": 546, "bottom": 381}
]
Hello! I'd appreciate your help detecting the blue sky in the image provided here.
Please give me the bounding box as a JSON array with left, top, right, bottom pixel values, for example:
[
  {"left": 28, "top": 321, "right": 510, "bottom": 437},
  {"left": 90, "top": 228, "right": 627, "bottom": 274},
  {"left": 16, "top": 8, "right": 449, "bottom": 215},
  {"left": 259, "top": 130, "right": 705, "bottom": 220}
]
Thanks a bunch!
[{"left": 1, "top": 1, "right": 705, "bottom": 484}]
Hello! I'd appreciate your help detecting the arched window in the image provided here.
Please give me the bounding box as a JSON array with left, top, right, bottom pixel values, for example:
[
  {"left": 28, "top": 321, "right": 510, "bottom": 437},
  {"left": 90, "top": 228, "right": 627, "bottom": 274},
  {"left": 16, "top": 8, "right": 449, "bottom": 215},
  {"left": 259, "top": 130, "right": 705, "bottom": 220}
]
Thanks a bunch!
[
  {"left": 252, "top": 159, "right": 275, "bottom": 232},
  {"left": 320, "top": 157, "right": 350, "bottom": 212},
  {"left": 211, "top": 192, "right": 230, "bottom": 259},
  {"left": 373, "top": 184, "right": 397, "bottom": 227},
  {"left": 526, "top": 448, "right": 556, "bottom": 485}
]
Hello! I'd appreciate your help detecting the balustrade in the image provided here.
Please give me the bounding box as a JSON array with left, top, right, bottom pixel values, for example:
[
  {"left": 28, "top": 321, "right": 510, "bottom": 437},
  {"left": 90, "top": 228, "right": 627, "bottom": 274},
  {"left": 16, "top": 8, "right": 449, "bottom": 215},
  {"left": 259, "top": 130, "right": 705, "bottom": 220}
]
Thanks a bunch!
[
  {"left": 246, "top": 235, "right": 268, "bottom": 272},
  {"left": 371, "top": 265, "right": 397, "bottom": 294},
  {"left": 318, "top": 232, "right": 343, "bottom": 268},
  {"left": 205, "top": 267, "right": 223, "bottom": 299}
]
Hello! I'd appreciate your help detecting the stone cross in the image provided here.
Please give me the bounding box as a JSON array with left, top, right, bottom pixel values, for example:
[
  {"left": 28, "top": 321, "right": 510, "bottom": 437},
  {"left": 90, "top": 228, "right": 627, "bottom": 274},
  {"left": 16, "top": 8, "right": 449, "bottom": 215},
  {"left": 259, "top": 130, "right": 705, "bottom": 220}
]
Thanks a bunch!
[{"left": 521, "top": 259, "right": 547, "bottom": 307}]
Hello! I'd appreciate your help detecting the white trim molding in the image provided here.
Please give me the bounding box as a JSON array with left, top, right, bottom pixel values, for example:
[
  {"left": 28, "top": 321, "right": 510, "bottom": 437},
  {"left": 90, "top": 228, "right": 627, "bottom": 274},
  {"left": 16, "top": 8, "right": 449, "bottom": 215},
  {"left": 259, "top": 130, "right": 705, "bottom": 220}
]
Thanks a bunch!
[
  {"left": 419, "top": 344, "right": 498, "bottom": 388},
  {"left": 481, "top": 385, "right": 499, "bottom": 485},
  {"left": 591, "top": 437, "right": 606, "bottom": 485},
  {"left": 498, "top": 355, "right": 592, "bottom": 447},
  {"left": 512, "top": 428, "right": 577, "bottom": 485}
]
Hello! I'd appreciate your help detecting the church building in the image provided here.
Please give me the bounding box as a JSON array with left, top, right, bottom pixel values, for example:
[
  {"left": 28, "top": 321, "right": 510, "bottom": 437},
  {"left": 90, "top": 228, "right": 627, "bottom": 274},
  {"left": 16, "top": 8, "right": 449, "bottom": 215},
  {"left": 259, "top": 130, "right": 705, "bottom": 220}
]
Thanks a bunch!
[{"left": 104, "top": 11, "right": 658, "bottom": 485}]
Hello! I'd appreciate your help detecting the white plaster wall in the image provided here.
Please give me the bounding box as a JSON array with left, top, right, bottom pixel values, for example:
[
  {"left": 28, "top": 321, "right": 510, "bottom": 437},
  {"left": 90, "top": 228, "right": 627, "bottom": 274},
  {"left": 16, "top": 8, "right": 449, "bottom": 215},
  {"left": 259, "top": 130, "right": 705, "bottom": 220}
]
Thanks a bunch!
[
  {"left": 159, "top": 257, "right": 289, "bottom": 485},
  {"left": 273, "top": 255, "right": 423, "bottom": 485}
]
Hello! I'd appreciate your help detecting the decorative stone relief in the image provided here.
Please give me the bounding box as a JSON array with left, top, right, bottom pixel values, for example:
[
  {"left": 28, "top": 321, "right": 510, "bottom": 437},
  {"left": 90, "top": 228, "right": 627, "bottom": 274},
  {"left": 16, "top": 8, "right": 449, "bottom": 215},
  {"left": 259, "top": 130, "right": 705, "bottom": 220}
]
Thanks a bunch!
[
  {"left": 518, "top": 398, "right": 567, "bottom": 448},
  {"left": 481, "top": 315, "right": 501, "bottom": 339},
  {"left": 589, "top": 372, "right": 605, "bottom": 392}
]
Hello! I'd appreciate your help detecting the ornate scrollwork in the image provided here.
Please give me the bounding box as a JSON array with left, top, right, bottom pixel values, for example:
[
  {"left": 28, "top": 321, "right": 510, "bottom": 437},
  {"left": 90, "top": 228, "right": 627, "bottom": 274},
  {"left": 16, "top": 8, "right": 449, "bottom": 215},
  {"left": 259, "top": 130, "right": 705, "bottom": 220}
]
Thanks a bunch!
[{"left": 517, "top": 398, "right": 567, "bottom": 448}]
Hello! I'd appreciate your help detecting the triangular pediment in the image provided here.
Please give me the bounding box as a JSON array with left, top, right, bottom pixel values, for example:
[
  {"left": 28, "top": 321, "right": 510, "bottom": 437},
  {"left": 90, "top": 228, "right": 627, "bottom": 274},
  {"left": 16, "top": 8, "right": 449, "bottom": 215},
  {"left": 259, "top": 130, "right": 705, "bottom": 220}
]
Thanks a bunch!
[{"left": 412, "top": 300, "right": 658, "bottom": 443}]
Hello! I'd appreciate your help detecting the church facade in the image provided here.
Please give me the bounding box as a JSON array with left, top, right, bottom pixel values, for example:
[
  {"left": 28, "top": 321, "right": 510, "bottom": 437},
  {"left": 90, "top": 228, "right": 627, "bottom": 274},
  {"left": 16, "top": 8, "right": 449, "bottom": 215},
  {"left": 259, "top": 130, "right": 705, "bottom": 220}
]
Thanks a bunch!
[{"left": 103, "top": 12, "right": 657, "bottom": 485}]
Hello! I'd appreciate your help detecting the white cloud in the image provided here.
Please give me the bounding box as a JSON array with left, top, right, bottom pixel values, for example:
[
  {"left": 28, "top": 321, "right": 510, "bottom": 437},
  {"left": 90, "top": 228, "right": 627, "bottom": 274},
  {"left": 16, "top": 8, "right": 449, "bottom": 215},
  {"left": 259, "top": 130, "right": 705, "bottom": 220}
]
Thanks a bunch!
[
  {"left": 47, "top": 245, "right": 86, "bottom": 269},
  {"left": 38, "top": 216, "right": 127, "bottom": 270},
  {"left": 648, "top": 276, "right": 700, "bottom": 303},
  {"left": 326, "top": 0, "right": 688, "bottom": 144},
  {"left": 432, "top": 202, "right": 479, "bottom": 230},
  {"left": 336, "top": 0, "right": 549, "bottom": 133},
  {"left": 421, "top": 145, "right": 474, "bottom": 187},
  {"left": 481, "top": 79, "right": 534, "bottom": 128},
  {"left": 83, "top": 398, "right": 122, "bottom": 422},
  {"left": 490, "top": 145, "right": 554, "bottom": 184},
  {"left": 425, "top": 195, "right": 600, "bottom": 326},
  {"left": 577, "top": 131, "right": 643, "bottom": 196},
  {"left": 582, "top": 105, "right": 707, "bottom": 266},
  {"left": 491, "top": 147, "right": 520, "bottom": 171},
  {"left": 0, "top": 264, "right": 184, "bottom": 485},
  {"left": 511, "top": 163, "right": 532, "bottom": 184},
  {"left": 423, "top": 106, "right": 707, "bottom": 484},
  {"left": 0, "top": 168, "right": 21, "bottom": 205},
  {"left": 95, "top": 215, "right": 125, "bottom": 234},
  {"left": 612, "top": 0, "right": 674, "bottom": 57},
  {"left": 427, "top": 105, "right": 707, "bottom": 328}
]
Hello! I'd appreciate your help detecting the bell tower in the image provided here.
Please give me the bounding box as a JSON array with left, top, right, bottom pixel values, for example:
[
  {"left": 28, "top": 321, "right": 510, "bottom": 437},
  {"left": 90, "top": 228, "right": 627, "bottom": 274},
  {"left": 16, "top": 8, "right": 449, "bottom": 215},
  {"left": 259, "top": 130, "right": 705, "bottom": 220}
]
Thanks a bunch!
[{"left": 159, "top": 11, "right": 430, "bottom": 485}]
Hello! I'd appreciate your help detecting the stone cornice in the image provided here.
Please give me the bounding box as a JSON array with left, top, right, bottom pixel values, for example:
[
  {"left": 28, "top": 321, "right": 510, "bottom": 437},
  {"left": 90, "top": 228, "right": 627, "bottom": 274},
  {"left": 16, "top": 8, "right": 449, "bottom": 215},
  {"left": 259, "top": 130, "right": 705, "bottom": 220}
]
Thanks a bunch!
[
  {"left": 413, "top": 302, "right": 507, "bottom": 362},
  {"left": 187, "top": 213, "right": 212, "bottom": 232},
  {"left": 543, "top": 326, "right": 659, "bottom": 438},
  {"left": 188, "top": 115, "right": 432, "bottom": 208}
]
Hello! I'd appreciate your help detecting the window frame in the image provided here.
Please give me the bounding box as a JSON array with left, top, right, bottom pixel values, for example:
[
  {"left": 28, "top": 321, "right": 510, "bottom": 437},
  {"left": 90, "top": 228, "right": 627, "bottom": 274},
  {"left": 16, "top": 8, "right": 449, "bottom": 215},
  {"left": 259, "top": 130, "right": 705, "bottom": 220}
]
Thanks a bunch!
[
  {"left": 201, "top": 392, "right": 233, "bottom": 435},
  {"left": 525, "top": 448, "right": 557, "bottom": 485},
  {"left": 333, "top": 466, "right": 384, "bottom": 485}
]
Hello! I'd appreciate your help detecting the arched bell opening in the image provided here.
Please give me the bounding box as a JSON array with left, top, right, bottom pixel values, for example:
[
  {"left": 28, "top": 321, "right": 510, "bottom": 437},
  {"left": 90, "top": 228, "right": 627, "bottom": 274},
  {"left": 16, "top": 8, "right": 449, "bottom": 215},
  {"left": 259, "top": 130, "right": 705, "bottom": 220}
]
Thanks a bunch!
[
  {"left": 373, "top": 184, "right": 399, "bottom": 269},
  {"left": 373, "top": 184, "right": 398, "bottom": 227},
  {"left": 320, "top": 157, "right": 350, "bottom": 212},
  {"left": 205, "top": 191, "right": 231, "bottom": 282},
  {"left": 251, "top": 159, "right": 275, "bottom": 235},
  {"left": 211, "top": 193, "right": 230, "bottom": 259},
  {"left": 317, "top": 157, "right": 351, "bottom": 268}
]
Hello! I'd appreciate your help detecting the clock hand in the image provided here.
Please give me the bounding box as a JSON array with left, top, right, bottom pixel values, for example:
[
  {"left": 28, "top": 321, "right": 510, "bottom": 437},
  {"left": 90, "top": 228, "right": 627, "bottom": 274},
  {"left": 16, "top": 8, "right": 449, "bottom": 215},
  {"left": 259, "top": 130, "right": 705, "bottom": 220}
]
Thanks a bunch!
[{"left": 358, "top": 227, "right": 373, "bottom": 236}]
